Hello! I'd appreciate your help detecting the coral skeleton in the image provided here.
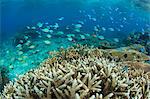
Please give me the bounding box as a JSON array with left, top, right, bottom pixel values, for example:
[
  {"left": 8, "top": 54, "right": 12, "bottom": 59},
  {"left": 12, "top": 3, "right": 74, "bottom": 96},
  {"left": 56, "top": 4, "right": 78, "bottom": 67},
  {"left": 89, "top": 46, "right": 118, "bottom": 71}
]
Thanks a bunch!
[{"left": 1, "top": 45, "right": 150, "bottom": 99}]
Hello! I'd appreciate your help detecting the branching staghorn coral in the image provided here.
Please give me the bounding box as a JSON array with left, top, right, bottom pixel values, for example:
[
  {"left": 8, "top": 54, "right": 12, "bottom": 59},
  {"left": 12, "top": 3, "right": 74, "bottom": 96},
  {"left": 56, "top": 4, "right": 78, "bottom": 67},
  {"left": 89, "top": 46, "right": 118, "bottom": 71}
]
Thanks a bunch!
[{"left": 1, "top": 45, "right": 150, "bottom": 99}]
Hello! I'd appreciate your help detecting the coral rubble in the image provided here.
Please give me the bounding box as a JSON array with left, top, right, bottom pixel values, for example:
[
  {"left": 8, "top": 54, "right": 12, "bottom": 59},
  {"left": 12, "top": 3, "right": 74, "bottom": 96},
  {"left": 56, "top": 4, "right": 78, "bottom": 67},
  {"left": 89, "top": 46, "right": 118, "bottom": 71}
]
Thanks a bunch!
[{"left": 1, "top": 45, "right": 150, "bottom": 99}]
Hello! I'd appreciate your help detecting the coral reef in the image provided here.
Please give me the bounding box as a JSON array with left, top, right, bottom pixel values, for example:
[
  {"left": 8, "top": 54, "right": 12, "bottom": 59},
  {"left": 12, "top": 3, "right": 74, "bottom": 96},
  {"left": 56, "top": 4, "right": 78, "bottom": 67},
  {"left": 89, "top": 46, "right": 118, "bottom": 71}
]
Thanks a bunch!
[
  {"left": 124, "top": 31, "right": 150, "bottom": 55},
  {"left": 78, "top": 37, "right": 120, "bottom": 49},
  {"left": 103, "top": 46, "right": 150, "bottom": 71},
  {"left": 1, "top": 45, "right": 150, "bottom": 99},
  {"left": 105, "top": 49, "right": 150, "bottom": 62},
  {"left": 131, "top": 0, "right": 150, "bottom": 11},
  {"left": 118, "top": 44, "right": 148, "bottom": 54},
  {"left": 0, "top": 67, "right": 9, "bottom": 92}
]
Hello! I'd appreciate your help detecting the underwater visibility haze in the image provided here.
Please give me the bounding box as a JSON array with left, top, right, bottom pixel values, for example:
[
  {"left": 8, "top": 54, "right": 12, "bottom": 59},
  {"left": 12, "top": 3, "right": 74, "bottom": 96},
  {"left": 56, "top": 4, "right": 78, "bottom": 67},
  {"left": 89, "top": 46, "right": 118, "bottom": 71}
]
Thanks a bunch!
[{"left": 0, "top": 0, "right": 150, "bottom": 98}]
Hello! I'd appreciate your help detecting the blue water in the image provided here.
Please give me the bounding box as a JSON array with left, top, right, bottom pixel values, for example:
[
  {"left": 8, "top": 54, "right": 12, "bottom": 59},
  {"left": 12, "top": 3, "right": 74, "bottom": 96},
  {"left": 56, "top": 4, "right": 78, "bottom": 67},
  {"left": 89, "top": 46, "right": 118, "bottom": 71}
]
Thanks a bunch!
[
  {"left": 1, "top": 0, "right": 150, "bottom": 41},
  {"left": 0, "top": 0, "right": 150, "bottom": 81}
]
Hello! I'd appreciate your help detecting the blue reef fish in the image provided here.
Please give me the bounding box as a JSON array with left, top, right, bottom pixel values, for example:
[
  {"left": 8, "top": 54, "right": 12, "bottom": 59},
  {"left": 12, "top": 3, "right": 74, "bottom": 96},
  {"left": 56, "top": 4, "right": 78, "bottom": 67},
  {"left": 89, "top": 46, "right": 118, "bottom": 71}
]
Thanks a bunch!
[
  {"left": 74, "top": 24, "right": 82, "bottom": 28},
  {"left": 67, "top": 34, "right": 75, "bottom": 38},
  {"left": 78, "top": 21, "right": 84, "bottom": 25},
  {"left": 80, "top": 34, "right": 86, "bottom": 40},
  {"left": 38, "top": 35, "right": 42, "bottom": 38},
  {"left": 110, "top": 17, "right": 114, "bottom": 21},
  {"left": 115, "top": 8, "right": 119, "bottom": 11},
  {"left": 141, "top": 28, "right": 145, "bottom": 33},
  {"left": 87, "top": 14, "right": 92, "bottom": 19},
  {"left": 85, "top": 33, "right": 90, "bottom": 37},
  {"left": 116, "top": 28, "right": 121, "bottom": 31},
  {"left": 98, "top": 35, "right": 105, "bottom": 40},
  {"left": 101, "top": 27, "right": 106, "bottom": 31},
  {"left": 108, "top": 28, "right": 115, "bottom": 31},
  {"left": 108, "top": 11, "right": 112, "bottom": 14},
  {"left": 46, "top": 34, "right": 52, "bottom": 38},
  {"left": 26, "top": 26, "right": 30, "bottom": 29},
  {"left": 56, "top": 31, "right": 64, "bottom": 35},
  {"left": 18, "top": 51, "right": 23, "bottom": 55},
  {"left": 108, "top": 6, "right": 112, "bottom": 10},
  {"left": 16, "top": 44, "right": 22, "bottom": 48},
  {"left": 139, "top": 48, "right": 146, "bottom": 53},
  {"left": 44, "top": 40, "right": 51, "bottom": 45},
  {"left": 65, "top": 26, "right": 70, "bottom": 30},
  {"left": 49, "top": 30, "right": 53, "bottom": 33},
  {"left": 46, "top": 26, "right": 50, "bottom": 29},
  {"left": 42, "top": 28, "right": 49, "bottom": 33},
  {"left": 94, "top": 26, "right": 99, "bottom": 32},
  {"left": 67, "top": 37, "right": 73, "bottom": 41},
  {"left": 58, "top": 17, "right": 64, "bottom": 21},
  {"left": 37, "top": 22, "right": 43, "bottom": 28},
  {"left": 113, "top": 38, "right": 119, "bottom": 42},
  {"left": 45, "top": 22, "right": 49, "bottom": 25},
  {"left": 31, "top": 26, "right": 36, "bottom": 29},
  {"left": 24, "top": 36, "right": 29, "bottom": 40},
  {"left": 120, "top": 25, "right": 124, "bottom": 28},
  {"left": 19, "top": 40, "right": 24, "bottom": 43},
  {"left": 25, "top": 40, "right": 31, "bottom": 46},
  {"left": 74, "top": 28, "right": 81, "bottom": 32},
  {"left": 123, "top": 17, "right": 127, "bottom": 21},
  {"left": 29, "top": 45, "right": 36, "bottom": 49},
  {"left": 53, "top": 23, "right": 59, "bottom": 29},
  {"left": 79, "top": 10, "right": 82, "bottom": 13},
  {"left": 91, "top": 17, "right": 97, "bottom": 21}
]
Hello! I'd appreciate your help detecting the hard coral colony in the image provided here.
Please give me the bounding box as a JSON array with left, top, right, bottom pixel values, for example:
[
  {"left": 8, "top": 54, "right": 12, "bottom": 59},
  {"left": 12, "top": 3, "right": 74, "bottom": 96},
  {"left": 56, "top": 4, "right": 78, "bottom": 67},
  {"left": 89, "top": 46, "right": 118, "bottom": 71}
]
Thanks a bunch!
[{"left": 1, "top": 46, "right": 150, "bottom": 99}]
